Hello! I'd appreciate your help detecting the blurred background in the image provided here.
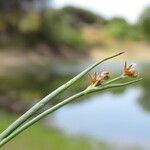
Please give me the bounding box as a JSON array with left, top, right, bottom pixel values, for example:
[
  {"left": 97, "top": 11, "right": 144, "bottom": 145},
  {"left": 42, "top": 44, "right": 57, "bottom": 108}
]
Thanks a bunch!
[{"left": 0, "top": 0, "right": 150, "bottom": 150}]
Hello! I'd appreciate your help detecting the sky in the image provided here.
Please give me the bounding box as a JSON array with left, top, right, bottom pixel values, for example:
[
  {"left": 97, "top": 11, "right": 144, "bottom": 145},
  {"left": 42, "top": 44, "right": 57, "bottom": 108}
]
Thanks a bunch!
[{"left": 52, "top": 0, "right": 150, "bottom": 24}]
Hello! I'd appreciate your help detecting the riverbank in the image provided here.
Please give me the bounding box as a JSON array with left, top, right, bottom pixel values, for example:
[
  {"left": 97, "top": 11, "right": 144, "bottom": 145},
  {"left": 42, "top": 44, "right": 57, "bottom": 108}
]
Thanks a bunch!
[
  {"left": 89, "top": 41, "right": 150, "bottom": 62},
  {"left": 0, "top": 111, "right": 112, "bottom": 150},
  {"left": 0, "top": 40, "right": 150, "bottom": 74}
]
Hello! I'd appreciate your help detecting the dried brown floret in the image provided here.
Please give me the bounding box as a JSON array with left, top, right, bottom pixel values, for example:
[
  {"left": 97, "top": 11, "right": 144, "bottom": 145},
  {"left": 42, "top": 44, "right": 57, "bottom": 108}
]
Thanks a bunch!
[
  {"left": 88, "top": 71, "right": 110, "bottom": 86},
  {"left": 124, "top": 61, "right": 138, "bottom": 77}
]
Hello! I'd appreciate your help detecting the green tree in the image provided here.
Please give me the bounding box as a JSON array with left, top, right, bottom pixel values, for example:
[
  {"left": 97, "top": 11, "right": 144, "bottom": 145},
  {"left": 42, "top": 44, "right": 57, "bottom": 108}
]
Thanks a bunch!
[
  {"left": 61, "top": 6, "right": 107, "bottom": 25},
  {"left": 139, "top": 6, "right": 150, "bottom": 41},
  {"left": 42, "top": 9, "right": 86, "bottom": 51},
  {"left": 105, "top": 17, "right": 129, "bottom": 40}
]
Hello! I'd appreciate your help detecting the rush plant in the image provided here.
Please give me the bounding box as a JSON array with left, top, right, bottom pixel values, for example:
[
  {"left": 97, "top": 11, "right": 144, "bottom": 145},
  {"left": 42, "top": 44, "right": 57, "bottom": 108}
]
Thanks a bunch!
[{"left": 0, "top": 52, "right": 141, "bottom": 148}]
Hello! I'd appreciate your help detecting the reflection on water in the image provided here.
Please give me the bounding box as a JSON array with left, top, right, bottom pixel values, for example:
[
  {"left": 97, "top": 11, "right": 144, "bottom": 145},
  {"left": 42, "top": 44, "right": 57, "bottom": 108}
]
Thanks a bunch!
[{"left": 52, "top": 87, "right": 150, "bottom": 149}]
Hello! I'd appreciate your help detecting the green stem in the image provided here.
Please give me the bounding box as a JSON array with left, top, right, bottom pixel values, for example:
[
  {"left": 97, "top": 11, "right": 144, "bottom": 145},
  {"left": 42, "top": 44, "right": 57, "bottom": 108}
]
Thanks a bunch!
[
  {"left": 0, "top": 78, "right": 141, "bottom": 148},
  {"left": 0, "top": 52, "right": 124, "bottom": 141},
  {"left": 88, "top": 78, "right": 142, "bottom": 93},
  {"left": 0, "top": 91, "right": 86, "bottom": 148},
  {"left": 105, "top": 75, "right": 126, "bottom": 85}
]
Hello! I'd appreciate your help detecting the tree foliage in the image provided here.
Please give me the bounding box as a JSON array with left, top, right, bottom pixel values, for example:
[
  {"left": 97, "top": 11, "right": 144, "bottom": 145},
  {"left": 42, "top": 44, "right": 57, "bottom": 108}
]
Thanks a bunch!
[
  {"left": 62, "top": 6, "right": 107, "bottom": 25},
  {"left": 139, "top": 6, "right": 150, "bottom": 41},
  {"left": 42, "top": 9, "right": 86, "bottom": 49}
]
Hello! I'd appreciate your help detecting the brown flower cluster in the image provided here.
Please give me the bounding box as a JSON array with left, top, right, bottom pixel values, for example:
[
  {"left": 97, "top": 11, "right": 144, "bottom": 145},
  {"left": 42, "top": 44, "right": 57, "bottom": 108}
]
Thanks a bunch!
[
  {"left": 123, "top": 61, "right": 138, "bottom": 77},
  {"left": 88, "top": 71, "right": 110, "bottom": 86},
  {"left": 88, "top": 61, "right": 139, "bottom": 86}
]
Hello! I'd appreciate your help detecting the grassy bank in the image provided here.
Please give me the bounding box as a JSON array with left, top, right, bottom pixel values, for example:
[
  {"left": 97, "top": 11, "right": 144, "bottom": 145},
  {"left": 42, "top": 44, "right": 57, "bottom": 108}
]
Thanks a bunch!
[{"left": 0, "top": 111, "right": 112, "bottom": 150}]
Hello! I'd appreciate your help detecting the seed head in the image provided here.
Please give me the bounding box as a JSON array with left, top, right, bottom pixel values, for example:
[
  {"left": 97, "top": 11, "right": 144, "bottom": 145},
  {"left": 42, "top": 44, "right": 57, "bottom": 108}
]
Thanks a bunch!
[
  {"left": 88, "top": 71, "right": 110, "bottom": 86},
  {"left": 123, "top": 61, "right": 138, "bottom": 77}
]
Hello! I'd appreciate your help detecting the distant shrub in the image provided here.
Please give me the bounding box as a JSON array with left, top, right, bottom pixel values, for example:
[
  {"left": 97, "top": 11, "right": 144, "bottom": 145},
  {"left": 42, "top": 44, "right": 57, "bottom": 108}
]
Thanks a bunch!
[
  {"left": 42, "top": 9, "right": 86, "bottom": 49},
  {"left": 104, "top": 17, "right": 142, "bottom": 41},
  {"left": 104, "top": 17, "right": 129, "bottom": 40},
  {"left": 61, "top": 6, "right": 107, "bottom": 25},
  {"left": 126, "top": 25, "right": 143, "bottom": 41},
  {"left": 18, "top": 12, "right": 41, "bottom": 33},
  {"left": 139, "top": 6, "right": 150, "bottom": 41},
  {"left": 0, "top": 19, "right": 8, "bottom": 32}
]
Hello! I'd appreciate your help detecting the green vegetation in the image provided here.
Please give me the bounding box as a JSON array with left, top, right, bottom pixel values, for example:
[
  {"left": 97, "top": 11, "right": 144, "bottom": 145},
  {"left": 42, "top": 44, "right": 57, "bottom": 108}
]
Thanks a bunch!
[
  {"left": 139, "top": 6, "right": 150, "bottom": 41},
  {"left": 0, "top": 111, "right": 112, "bottom": 150},
  {"left": 42, "top": 9, "right": 86, "bottom": 49},
  {"left": 105, "top": 17, "right": 129, "bottom": 40},
  {"left": 61, "top": 6, "right": 107, "bottom": 25},
  {"left": 0, "top": 0, "right": 149, "bottom": 53},
  {"left": 104, "top": 17, "right": 142, "bottom": 41}
]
